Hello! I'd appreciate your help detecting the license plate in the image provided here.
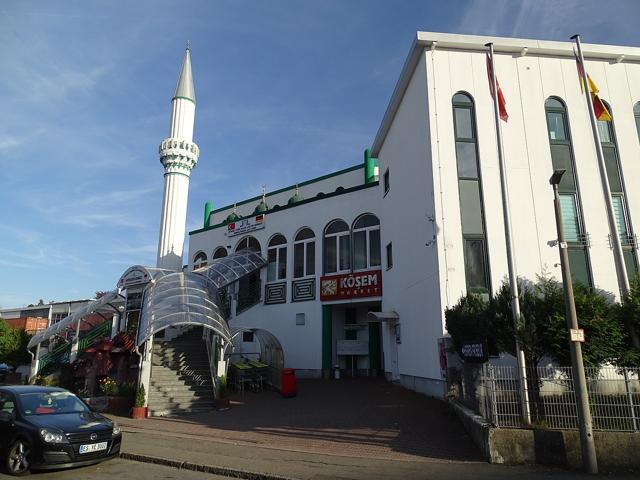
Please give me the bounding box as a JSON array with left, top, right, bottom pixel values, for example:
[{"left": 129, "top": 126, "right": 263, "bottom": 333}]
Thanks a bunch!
[{"left": 79, "top": 442, "right": 108, "bottom": 454}]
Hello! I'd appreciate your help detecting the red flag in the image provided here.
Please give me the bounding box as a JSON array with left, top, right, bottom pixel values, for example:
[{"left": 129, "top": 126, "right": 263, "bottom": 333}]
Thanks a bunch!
[{"left": 486, "top": 53, "right": 508, "bottom": 122}]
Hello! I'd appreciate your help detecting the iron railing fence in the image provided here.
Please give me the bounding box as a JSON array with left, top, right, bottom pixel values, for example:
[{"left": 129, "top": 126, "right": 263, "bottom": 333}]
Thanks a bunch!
[{"left": 453, "top": 364, "right": 640, "bottom": 432}]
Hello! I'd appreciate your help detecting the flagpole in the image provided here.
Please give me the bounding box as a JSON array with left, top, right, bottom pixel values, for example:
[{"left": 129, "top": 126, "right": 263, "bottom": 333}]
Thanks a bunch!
[
  {"left": 572, "top": 34, "right": 630, "bottom": 300},
  {"left": 485, "top": 42, "right": 531, "bottom": 426}
]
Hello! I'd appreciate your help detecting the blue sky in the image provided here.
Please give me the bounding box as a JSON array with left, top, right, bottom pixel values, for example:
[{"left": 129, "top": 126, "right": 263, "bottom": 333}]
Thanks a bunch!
[{"left": 0, "top": 0, "right": 638, "bottom": 307}]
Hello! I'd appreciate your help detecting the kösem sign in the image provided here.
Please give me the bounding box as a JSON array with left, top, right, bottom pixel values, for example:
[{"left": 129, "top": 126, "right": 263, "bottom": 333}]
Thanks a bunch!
[
  {"left": 226, "top": 214, "right": 265, "bottom": 237},
  {"left": 320, "top": 270, "right": 382, "bottom": 301}
]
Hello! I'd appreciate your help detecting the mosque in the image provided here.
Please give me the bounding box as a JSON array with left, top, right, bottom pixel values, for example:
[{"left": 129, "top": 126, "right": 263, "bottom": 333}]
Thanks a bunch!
[{"left": 26, "top": 32, "right": 640, "bottom": 415}]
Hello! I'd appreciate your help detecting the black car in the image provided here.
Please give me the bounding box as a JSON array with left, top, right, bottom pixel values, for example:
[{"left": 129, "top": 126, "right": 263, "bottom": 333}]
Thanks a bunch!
[{"left": 0, "top": 385, "right": 122, "bottom": 476}]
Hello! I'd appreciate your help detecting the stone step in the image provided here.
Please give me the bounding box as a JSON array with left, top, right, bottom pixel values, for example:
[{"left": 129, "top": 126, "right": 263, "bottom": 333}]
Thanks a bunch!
[
  {"left": 150, "top": 369, "right": 211, "bottom": 378},
  {"left": 149, "top": 406, "right": 214, "bottom": 417},
  {"left": 149, "top": 392, "right": 213, "bottom": 403},
  {"left": 148, "top": 400, "right": 215, "bottom": 412}
]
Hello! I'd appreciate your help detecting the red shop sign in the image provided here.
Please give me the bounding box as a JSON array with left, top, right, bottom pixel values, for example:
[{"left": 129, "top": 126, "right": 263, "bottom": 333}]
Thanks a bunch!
[{"left": 320, "top": 270, "right": 382, "bottom": 301}]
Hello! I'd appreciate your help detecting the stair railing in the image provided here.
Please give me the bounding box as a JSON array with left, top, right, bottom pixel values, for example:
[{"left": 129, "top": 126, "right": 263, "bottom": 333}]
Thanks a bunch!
[{"left": 203, "top": 328, "right": 219, "bottom": 399}]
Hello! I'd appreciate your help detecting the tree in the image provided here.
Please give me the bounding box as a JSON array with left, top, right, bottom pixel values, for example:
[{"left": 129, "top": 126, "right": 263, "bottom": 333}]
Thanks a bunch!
[
  {"left": 616, "top": 274, "right": 640, "bottom": 366},
  {"left": 0, "top": 319, "right": 32, "bottom": 367}
]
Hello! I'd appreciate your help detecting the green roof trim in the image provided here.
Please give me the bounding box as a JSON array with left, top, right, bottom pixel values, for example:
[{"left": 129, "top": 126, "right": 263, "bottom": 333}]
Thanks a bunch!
[
  {"left": 207, "top": 163, "right": 364, "bottom": 216},
  {"left": 189, "top": 180, "right": 379, "bottom": 235},
  {"left": 172, "top": 95, "right": 196, "bottom": 105}
]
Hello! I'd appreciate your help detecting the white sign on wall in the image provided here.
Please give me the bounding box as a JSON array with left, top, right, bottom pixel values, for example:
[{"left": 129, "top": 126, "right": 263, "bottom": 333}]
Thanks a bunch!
[
  {"left": 337, "top": 339, "right": 369, "bottom": 356},
  {"left": 226, "top": 214, "right": 265, "bottom": 237}
]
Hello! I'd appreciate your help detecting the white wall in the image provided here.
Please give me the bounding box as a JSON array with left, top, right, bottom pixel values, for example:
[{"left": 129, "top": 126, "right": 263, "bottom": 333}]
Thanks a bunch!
[
  {"left": 189, "top": 183, "right": 380, "bottom": 372},
  {"left": 376, "top": 52, "right": 446, "bottom": 391}
]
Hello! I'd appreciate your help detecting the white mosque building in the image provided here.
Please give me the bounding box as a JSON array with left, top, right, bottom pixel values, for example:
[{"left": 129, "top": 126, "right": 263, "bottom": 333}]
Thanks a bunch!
[{"left": 26, "top": 32, "right": 640, "bottom": 412}]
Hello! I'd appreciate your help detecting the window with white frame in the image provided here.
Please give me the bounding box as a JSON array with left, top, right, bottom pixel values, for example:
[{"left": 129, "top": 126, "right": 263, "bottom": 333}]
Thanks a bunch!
[
  {"left": 193, "top": 251, "right": 208, "bottom": 269},
  {"left": 293, "top": 228, "right": 315, "bottom": 278},
  {"left": 213, "top": 246, "right": 228, "bottom": 259},
  {"left": 235, "top": 236, "right": 261, "bottom": 253},
  {"left": 267, "top": 234, "right": 287, "bottom": 282},
  {"left": 324, "top": 220, "right": 350, "bottom": 273},
  {"left": 352, "top": 214, "right": 381, "bottom": 270}
]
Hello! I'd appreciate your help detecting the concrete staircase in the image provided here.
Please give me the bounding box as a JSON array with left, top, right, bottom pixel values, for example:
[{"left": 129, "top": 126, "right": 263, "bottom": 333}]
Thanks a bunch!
[{"left": 148, "top": 328, "right": 215, "bottom": 417}]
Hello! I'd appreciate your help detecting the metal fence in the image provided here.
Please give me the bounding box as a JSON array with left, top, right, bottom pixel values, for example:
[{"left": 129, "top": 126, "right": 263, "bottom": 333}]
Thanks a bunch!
[{"left": 453, "top": 364, "right": 640, "bottom": 432}]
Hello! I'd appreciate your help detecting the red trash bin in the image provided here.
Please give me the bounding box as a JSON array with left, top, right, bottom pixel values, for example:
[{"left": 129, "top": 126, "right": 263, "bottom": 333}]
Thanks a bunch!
[{"left": 280, "top": 368, "right": 297, "bottom": 397}]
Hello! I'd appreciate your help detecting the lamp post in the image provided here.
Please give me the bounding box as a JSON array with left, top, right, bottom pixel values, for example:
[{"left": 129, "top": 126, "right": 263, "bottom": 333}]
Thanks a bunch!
[{"left": 550, "top": 169, "right": 598, "bottom": 474}]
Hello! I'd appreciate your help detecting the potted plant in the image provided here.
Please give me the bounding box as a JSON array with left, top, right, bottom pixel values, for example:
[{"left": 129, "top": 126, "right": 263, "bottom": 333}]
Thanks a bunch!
[
  {"left": 131, "top": 384, "right": 147, "bottom": 419},
  {"left": 214, "top": 375, "right": 230, "bottom": 411},
  {"left": 108, "top": 382, "right": 135, "bottom": 416}
]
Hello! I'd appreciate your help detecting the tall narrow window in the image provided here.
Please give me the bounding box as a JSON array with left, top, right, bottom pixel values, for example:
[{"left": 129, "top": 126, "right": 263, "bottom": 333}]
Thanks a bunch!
[
  {"left": 352, "top": 214, "right": 381, "bottom": 270},
  {"left": 324, "top": 220, "right": 350, "bottom": 274},
  {"left": 193, "top": 251, "right": 207, "bottom": 270},
  {"left": 267, "top": 234, "right": 287, "bottom": 282},
  {"left": 452, "top": 93, "right": 490, "bottom": 294},
  {"left": 293, "top": 228, "right": 315, "bottom": 278},
  {"left": 634, "top": 102, "right": 640, "bottom": 141},
  {"left": 545, "top": 97, "right": 592, "bottom": 286},
  {"left": 598, "top": 103, "right": 638, "bottom": 278}
]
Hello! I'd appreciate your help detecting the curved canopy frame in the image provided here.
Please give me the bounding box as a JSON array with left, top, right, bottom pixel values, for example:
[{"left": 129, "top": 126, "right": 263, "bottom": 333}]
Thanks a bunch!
[
  {"left": 195, "top": 250, "right": 267, "bottom": 289},
  {"left": 136, "top": 272, "right": 231, "bottom": 346},
  {"left": 117, "top": 265, "right": 173, "bottom": 289},
  {"left": 225, "top": 327, "right": 284, "bottom": 370},
  {"left": 28, "top": 291, "right": 125, "bottom": 349}
]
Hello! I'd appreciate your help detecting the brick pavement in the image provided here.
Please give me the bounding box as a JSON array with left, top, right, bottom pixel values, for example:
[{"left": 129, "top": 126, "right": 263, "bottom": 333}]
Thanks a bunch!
[{"left": 111, "top": 378, "right": 482, "bottom": 463}]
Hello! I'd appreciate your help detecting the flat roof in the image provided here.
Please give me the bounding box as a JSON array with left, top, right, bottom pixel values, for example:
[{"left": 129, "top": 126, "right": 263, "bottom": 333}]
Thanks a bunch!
[{"left": 371, "top": 31, "right": 640, "bottom": 156}]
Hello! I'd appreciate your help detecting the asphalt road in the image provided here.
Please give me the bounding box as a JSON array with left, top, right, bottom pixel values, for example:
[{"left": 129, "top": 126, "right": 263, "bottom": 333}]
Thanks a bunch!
[{"left": 0, "top": 458, "right": 231, "bottom": 480}]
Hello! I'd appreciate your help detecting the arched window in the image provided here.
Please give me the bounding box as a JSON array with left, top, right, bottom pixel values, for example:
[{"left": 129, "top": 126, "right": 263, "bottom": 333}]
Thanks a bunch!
[
  {"left": 452, "top": 92, "right": 490, "bottom": 294},
  {"left": 352, "top": 214, "right": 381, "bottom": 270},
  {"left": 193, "top": 251, "right": 207, "bottom": 270},
  {"left": 545, "top": 97, "right": 592, "bottom": 286},
  {"left": 634, "top": 102, "right": 640, "bottom": 143},
  {"left": 267, "top": 234, "right": 287, "bottom": 282},
  {"left": 235, "top": 236, "right": 261, "bottom": 253},
  {"left": 213, "top": 247, "right": 228, "bottom": 259},
  {"left": 597, "top": 102, "right": 638, "bottom": 277},
  {"left": 294, "top": 228, "right": 315, "bottom": 278},
  {"left": 324, "top": 220, "right": 350, "bottom": 274}
]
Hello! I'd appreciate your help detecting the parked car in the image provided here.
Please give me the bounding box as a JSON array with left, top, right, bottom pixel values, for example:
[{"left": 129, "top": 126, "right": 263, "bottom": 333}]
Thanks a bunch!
[{"left": 0, "top": 385, "right": 122, "bottom": 476}]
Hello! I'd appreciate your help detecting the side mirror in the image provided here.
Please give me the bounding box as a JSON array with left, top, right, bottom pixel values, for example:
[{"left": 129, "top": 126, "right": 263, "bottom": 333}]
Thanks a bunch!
[{"left": 0, "top": 411, "right": 14, "bottom": 422}]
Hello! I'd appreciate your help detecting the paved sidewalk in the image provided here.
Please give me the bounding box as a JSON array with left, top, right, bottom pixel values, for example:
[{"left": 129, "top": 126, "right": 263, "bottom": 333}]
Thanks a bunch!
[
  {"left": 107, "top": 379, "right": 637, "bottom": 479},
  {"left": 111, "top": 378, "right": 480, "bottom": 463}
]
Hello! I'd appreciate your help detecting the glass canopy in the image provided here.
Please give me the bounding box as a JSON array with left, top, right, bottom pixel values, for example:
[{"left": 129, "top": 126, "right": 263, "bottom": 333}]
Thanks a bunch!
[
  {"left": 195, "top": 250, "right": 267, "bottom": 289},
  {"left": 117, "top": 265, "right": 174, "bottom": 289},
  {"left": 28, "top": 291, "right": 124, "bottom": 349},
  {"left": 136, "top": 272, "right": 231, "bottom": 346}
]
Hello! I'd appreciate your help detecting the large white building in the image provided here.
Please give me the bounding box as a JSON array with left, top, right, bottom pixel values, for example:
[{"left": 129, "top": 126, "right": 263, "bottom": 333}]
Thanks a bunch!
[{"left": 188, "top": 32, "right": 640, "bottom": 397}]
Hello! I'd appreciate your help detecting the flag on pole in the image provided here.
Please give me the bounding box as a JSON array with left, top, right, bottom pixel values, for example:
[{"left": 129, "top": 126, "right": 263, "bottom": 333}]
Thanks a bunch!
[
  {"left": 574, "top": 52, "right": 612, "bottom": 121},
  {"left": 486, "top": 52, "right": 508, "bottom": 122}
]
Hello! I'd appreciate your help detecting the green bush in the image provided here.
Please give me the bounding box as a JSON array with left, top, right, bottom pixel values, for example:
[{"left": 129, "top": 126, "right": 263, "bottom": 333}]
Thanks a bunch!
[
  {"left": 217, "top": 375, "right": 228, "bottom": 399},
  {"left": 0, "top": 319, "right": 32, "bottom": 367},
  {"left": 118, "top": 382, "right": 136, "bottom": 399},
  {"left": 135, "top": 384, "right": 146, "bottom": 407}
]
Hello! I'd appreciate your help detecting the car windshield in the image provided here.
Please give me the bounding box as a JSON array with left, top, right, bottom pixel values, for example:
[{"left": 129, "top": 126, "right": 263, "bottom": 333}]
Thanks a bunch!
[{"left": 18, "top": 391, "right": 89, "bottom": 416}]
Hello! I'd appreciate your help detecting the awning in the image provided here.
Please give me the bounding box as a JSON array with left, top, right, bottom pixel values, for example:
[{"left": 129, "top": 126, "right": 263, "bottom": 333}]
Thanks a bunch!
[
  {"left": 28, "top": 291, "right": 124, "bottom": 349},
  {"left": 136, "top": 272, "right": 231, "bottom": 346},
  {"left": 195, "top": 250, "right": 267, "bottom": 289},
  {"left": 367, "top": 311, "right": 399, "bottom": 324}
]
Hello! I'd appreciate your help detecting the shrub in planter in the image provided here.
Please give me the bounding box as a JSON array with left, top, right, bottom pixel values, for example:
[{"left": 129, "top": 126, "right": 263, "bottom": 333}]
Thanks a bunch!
[
  {"left": 99, "top": 377, "right": 118, "bottom": 396},
  {"left": 131, "top": 384, "right": 147, "bottom": 419},
  {"left": 214, "top": 375, "right": 230, "bottom": 411}
]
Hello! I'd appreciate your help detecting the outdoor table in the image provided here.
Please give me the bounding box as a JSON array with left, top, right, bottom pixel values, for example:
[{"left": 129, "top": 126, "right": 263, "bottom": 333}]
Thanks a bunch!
[
  {"left": 230, "top": 362, "right": 254, "bottom": 395},
  {"left": 248, "top": 361, "right": 269, "bottom": 391}
]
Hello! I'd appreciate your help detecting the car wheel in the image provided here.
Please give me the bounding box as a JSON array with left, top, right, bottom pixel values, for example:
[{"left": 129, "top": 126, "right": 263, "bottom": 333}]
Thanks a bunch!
[{"left": 6, "top": 439, "right": 31, "bottom": 476}]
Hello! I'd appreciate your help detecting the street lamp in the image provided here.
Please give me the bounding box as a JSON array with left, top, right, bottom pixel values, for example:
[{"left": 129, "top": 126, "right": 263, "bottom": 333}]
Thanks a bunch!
[{"left": 549, "top": 169, "right": 598, "bottom": 474}]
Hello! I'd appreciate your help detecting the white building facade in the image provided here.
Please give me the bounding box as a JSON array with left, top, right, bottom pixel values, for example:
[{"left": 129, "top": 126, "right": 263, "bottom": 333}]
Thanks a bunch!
[{"left": 189, "top": 32, "right": 640, "bottom": 397}]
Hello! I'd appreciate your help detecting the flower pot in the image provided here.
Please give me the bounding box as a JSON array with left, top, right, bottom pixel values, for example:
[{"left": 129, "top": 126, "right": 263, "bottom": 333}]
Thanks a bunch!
[
  {"left": 214, "top": 398, "right": 230, "bottom": 411},
  {"left": 131, "top": 406, "right": 147, "bottom": 419}
]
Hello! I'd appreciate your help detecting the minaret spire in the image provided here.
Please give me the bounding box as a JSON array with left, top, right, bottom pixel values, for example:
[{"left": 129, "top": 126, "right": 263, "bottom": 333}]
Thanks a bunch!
[{"left": 156, "top": 46, "right": 200, "bottom": 271}]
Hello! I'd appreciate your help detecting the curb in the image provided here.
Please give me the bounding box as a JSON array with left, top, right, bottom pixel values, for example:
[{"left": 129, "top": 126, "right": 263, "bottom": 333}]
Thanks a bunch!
[{"left": 119, "top": 452, "right": 296, "bottom": 480}]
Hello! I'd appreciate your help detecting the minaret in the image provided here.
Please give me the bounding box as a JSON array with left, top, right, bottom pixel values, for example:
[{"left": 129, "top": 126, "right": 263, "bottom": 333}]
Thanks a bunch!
[{"left": 156, "top": 45, "right": 200, "bottom": 271}]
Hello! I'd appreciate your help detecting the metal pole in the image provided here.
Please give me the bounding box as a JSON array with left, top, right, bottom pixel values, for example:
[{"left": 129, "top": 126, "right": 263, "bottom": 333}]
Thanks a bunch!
[
  {"left": 551, "top": 175, "right": 598, "bottom": 474},
  {"left": 572, "top": 34, "right": 630, "bottom": 299},
  {"left": 485, "top": 42, "right": 531, "bottom": 425}
]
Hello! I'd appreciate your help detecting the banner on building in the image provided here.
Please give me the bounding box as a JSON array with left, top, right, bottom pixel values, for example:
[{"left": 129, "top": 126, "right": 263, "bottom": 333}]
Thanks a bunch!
[
  {"left": 320, "top": 270, "right": 382, "bottom": 301},
  {"left": 226, "top": 214, "right": 265, "bottom": 237}
]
